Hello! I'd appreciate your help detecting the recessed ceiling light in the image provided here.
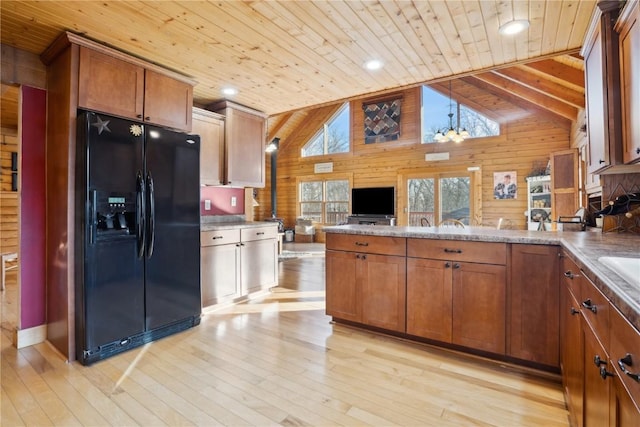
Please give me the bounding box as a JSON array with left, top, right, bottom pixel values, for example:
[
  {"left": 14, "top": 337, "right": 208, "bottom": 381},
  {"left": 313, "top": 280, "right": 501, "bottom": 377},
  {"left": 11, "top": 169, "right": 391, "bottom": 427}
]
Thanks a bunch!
[
  {"left": 364, "top": 59, "right": 384, "bottom": 71},
  {"left": 221, "top": 87, "right": 238, "bottom": 96},
  {"left": 498, "top": 19, "right": 530, "bottom": 36}
]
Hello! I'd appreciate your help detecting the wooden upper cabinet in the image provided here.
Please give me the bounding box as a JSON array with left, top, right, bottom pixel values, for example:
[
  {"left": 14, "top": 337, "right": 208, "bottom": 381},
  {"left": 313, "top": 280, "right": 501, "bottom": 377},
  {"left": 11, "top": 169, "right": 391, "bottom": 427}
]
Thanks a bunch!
[
  {"left": 192, "top": 107, "right": 225, "bottom": 185},
  {"left": 78, "top": 47, "right": 144, "bottom": 120},
  {"left": 77, "top": 45, "right": 193, "bottom": 132},
  {"left": 617, "top": 0, "right": 640, "bottom": 164},
  {"left": 144, "top": 70, "right": 192, "bottom": 131},
  {"left": 551, "top": 149, "right": 579, "bottom": 220},
  {"left": 209, "top": 100, "right": 267, "bottom": 187}
]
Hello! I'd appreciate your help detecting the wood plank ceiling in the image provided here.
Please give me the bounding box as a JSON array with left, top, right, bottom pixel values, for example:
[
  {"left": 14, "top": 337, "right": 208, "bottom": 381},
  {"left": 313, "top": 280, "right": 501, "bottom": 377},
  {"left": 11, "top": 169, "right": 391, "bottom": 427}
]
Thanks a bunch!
[{"left": 1, "top": 1, "right": 593, "bottom": 133}]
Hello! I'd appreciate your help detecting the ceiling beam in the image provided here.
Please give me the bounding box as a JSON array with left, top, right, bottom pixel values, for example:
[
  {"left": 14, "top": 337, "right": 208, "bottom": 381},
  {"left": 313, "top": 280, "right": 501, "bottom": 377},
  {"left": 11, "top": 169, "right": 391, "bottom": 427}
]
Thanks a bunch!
[
  {"left": 492, "top": 66, "right": 585, "bottom": 109},
  {"left": 473, "top": 72, "right": 578, "bottom": 122},
  {"left": 463, "top": 76, "right": 571, "bottom": 127},
  {"left": 522, "top": 59, "right": 585, "bottom": 88},
  {"left": 267, "top": 112, "right": 294, "bottom": 143}
]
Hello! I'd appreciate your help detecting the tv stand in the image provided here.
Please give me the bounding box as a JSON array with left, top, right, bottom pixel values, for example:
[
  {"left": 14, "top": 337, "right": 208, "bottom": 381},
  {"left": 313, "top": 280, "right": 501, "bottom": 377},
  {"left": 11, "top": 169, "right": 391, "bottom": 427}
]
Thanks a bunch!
[{"left": 347, "top": 215, "right": 395, "bottom": 226}]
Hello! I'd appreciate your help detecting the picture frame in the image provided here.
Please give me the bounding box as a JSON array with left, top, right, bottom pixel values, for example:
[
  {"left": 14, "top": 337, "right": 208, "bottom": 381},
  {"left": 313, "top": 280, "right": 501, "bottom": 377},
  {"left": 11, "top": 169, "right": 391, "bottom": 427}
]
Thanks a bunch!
[{"left": 493, "top": 171, "right": 517, "bottom": 199}]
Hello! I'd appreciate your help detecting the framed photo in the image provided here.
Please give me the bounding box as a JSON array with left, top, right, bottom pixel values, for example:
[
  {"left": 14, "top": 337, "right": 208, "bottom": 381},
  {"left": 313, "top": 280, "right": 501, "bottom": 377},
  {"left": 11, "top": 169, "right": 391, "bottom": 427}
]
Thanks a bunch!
[{"left": 494, "top": 171, "right": 517, "bottom": 199}]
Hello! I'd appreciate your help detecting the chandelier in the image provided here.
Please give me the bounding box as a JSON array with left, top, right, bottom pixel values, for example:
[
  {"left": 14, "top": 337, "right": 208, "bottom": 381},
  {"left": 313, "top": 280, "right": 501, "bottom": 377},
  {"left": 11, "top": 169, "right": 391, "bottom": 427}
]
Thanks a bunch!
[{"left": 434, "top": 81, "right": 470, "bottom": 143}]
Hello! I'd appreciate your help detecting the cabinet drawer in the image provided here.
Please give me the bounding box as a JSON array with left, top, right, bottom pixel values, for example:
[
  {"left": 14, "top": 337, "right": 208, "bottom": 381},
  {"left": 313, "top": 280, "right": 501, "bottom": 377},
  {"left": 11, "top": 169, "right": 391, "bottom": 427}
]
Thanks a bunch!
[
  {"left": 610, "top": 305, "right": 640, "bottom": 406},
  {"left": 561, "top": 254, "right": 582, "bottom": 301},
  {"left": 326, "top": 233, "right": 406, "bottom": 256},
  {"left": 201, "top": 229, "right": 240, "bottom": 247},
  {"left": 581, "top": 274, "right": 610, "bottom": 348},
  {"left": 407, "top": 239, "right": 506, "bottom": 265},
  {"left": 241, "top": 225, "right": 277, "bottom": 242}
]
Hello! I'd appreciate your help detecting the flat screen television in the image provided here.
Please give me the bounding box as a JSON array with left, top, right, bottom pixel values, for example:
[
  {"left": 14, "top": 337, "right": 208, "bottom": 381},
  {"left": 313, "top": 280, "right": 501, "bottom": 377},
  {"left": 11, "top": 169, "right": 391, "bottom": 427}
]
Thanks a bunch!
[{"left": 351, "top": 187, "right": 395, "bottom": 217}]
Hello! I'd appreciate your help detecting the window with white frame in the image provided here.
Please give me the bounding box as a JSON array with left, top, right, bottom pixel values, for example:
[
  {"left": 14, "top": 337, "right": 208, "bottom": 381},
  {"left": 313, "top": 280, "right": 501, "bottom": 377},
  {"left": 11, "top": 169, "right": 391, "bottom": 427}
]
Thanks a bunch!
[
  {"left": 421, "top": 85, "right": 499, "bottom": 144},
  {"left": 301, "top": 103, "right": 350, "bottom": 157},
  {"left": 299, "top": 179, "right": 349, "bottom": 224}
]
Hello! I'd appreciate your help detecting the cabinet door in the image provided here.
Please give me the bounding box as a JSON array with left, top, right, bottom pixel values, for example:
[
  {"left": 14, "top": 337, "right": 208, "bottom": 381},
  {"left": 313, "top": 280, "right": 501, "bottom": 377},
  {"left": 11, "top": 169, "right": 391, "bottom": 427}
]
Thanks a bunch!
[
  {"left": 509, "top": 244, "right": 560, "bottom": 367},
  {"left": 192, "top": 108, "right": 224, "bottom": 185},
  {"left": 551, "top": 150, "right": 579, "bottom": 221},
  {"left": 585, "top": 28, "right": 608, "bottom": 173},
  {"left": 561, "top": 283, "right": 585, "bottom": 427},
  {"left": 144, "top": 70, "right": 193, "bottom": 131},
  {"left": 610, "top": 374, "right": 640, "bottom": 427},
  {"left": 201, "top": 244, "right": 240, "bottom": 306},
  {"left": 452, "top": 262, "right": 506, "bottom": 354},
  {"left": 584, "top": 324, "right": 611, "bottom": 426},
  {"left": 241, "top": 238, "right": 277, "bottom": 294},
  {"left": 620, "top": 2, "right": 640, "bottom": 164},
  {"left": 78, "top": 47, "right": 144, "bottom": 119},
  {"left": 360, "top": 254, "right": 406, "bottom": 332},
  {"left": 225, "top": 107, "right": 266, "bottom": 187},
  {"left": 326, "top": 250, "right": 359, "bottom": 322},
  {"left": 407, "top": 257, "right": 452, "bottom": 342}
]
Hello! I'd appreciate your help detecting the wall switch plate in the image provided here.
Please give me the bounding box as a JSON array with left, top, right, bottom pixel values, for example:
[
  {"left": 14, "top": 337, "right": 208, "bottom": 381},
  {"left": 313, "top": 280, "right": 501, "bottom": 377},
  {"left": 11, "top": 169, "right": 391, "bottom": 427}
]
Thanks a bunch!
[
  {"left": 204, "top": 199, "right": 211, "bottom": 210},
  {"left": 231, "top": 196, "right": 237, "bottom": 207}
]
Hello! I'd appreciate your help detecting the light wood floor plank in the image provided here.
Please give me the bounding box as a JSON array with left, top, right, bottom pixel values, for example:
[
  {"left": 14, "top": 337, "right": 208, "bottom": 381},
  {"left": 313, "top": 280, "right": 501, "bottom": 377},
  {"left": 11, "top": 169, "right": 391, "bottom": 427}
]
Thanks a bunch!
[{"left": 0, "top": 254, "right": 569, "bottom": 426}]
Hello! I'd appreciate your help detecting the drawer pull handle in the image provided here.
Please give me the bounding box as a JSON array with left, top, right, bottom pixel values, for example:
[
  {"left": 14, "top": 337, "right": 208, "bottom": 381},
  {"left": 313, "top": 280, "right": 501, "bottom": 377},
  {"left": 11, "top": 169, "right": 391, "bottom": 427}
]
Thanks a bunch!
[
  {"left": 570, "top": 307, "right": 580, "bottom": 316},
  {"left": 618, "top": 354, "right": 640, "bottom": 382},
  {"left": 582, "top": 299, "right": 597, "bottom": 313},
  {"left": 355, "top": 242, "right": 369, "bottom": 247},
  {"left": 594, "top": 355, "right": 606, "bottom": 367},
  {"left": 212, "top": 236, "right": 224, "bottom": 240},
  {"left": 256, "top": 232, "right": 265, "bottom": 235},
  {"left": 356, "top": 254, "right": 367, "bottom": 260},
  {"left": 563, "top": 271, "right": 578, "bottom": 279},
  {"left": 444, "top": 248, "right": 462, "bottom": 254},
  {"left": 600, "top": 366, "right": 614, "bottom": 380}
]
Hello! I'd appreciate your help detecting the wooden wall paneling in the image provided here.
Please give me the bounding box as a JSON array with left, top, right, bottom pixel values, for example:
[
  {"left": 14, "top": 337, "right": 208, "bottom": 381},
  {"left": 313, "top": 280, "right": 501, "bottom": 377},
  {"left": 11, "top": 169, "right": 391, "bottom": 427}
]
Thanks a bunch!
[
  {"left": 1, "top": 129, "right": 18, "bottom": 254},
  {"left": 268, "top": 80, "right": 571, "bottom": 231}
]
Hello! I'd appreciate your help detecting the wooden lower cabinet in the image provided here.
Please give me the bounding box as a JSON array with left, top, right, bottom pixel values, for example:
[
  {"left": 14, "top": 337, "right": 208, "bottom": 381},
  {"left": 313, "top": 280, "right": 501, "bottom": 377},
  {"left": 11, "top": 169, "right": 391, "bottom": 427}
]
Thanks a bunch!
[
  {"left": 201, "top": 225, "right": 277, "bottom": 307},
  {"left": 561, "top": 266, "right": 585, "bottom": 427},
  {"left": 201, "top": 242, "right": 240, "bottom": 306},
  {"left": 584, "top": 324, "right": 612, "bottom": 426},
  {"left": 509, "top": 244, "right": 560, "bottom": 367},
  {"left": 559, "top": 250, "right": 640, "bottom": 426},
  {"left": 241, "top": 238, "right": 278, "bottom": 295},
  {"left": 406, "top": 239, "right": 507, "bottom": 354},
  {"left": 406, "top": 258, "right": 453, "bottom": 342},
  {"left": 325, "top": 249, "right": 406, "bottom": 332},
  {"left": 452, "top": 261, "right": 506, "bottom": 354}
]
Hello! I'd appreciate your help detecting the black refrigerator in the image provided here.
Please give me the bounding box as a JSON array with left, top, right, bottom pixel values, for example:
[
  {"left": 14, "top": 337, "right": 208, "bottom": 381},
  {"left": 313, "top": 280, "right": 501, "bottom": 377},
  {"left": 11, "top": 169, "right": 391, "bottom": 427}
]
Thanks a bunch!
[{"left": 75, "top": 110, "right": 201, "bottom": 365}]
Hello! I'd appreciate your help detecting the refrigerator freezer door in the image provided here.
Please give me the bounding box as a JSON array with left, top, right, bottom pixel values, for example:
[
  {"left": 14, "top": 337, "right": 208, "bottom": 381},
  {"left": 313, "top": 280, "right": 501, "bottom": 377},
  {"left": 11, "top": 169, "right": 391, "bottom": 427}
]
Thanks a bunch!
[
  {"left": 144, "top": 126, "right": 201, "bottom": 330},
  {"left": 78, "top": 111, "right": 145, "bottom": 354}
]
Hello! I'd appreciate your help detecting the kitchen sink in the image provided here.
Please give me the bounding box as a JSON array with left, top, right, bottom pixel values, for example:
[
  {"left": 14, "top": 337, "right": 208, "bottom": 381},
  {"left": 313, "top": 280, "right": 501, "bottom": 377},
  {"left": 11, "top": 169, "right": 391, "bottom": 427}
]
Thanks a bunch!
[{"left": 598, "top": 256, "right": 640, "bottom": 287}]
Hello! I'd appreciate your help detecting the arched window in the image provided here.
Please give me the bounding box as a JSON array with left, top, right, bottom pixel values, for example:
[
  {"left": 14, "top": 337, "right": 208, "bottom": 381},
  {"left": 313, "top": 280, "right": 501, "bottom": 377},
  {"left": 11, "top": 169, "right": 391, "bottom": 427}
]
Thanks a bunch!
[
  {"left": 301, "top": 103, "right": 350, "bottom": 157},
  {"left": 421, "top": 85, "right": 499, "bottom": 144}
]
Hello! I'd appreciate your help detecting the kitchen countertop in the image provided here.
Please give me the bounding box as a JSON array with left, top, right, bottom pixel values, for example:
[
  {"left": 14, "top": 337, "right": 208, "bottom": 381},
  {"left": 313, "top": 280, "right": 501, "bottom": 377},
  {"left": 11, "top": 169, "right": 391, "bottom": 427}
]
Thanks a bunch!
[
  {"left": 200, "top": 221, "right": 279, "bottom": 232},
  {"left": 324, "top": 224, "right": 640, "bottom": 331}
]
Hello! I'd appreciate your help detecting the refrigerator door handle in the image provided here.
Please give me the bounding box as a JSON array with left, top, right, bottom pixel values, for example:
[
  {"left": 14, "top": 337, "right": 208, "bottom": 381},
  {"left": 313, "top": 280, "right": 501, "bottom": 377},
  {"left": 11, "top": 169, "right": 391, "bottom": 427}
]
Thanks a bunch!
[
  {"left": 136, "top": 171, "right": 146, "bottom": 259},
  {"left": 89, "top": 189, "right": 97, "bottom": 245},
  {"left": 146, "top": 171, "right": 156, "bottom": 258}
]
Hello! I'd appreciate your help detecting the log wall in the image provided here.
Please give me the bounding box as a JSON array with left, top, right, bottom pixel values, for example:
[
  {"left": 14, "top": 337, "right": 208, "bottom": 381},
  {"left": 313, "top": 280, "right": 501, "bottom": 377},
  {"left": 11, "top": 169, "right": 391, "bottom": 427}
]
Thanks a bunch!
[
  {"left": 258, "top": 80, "right": 573, "bottom": 242},
  {"left": 1, "top": 128, "right": 18, "bottom": 254}
]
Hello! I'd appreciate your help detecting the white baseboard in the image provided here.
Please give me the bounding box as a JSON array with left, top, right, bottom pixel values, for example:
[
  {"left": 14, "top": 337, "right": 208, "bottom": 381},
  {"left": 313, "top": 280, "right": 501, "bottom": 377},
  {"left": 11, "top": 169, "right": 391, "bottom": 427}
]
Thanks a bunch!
[{"left": 15, "top": 324, "right": 47, "bottom": 349}]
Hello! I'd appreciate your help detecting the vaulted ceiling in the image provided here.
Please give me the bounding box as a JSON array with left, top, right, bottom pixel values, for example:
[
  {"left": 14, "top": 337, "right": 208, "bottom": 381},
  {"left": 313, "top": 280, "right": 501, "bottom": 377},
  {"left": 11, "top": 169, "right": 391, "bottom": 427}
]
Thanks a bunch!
[{"left": 1, "top": 1, "right": 592, "bottom": 133}]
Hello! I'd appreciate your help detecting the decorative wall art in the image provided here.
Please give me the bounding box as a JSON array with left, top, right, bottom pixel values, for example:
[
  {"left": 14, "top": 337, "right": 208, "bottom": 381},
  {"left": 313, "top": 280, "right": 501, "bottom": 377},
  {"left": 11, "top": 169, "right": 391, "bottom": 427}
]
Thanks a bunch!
[
  {"left": 363, "top": 98, "right": 401, "bottom": 144},
  {"left": 493, "top": 171, "right": 517, "bottom": 199}
]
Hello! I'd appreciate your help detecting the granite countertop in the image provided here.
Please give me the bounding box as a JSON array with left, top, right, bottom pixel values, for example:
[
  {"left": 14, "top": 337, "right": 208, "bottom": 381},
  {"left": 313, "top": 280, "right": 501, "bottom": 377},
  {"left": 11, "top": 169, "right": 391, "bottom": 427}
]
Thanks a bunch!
[
  {"left": 323, "top": 224, "right": 640, "bottom": 330},
  {"left": 201, "top": 221, "right": 279, "bottom": 232}
]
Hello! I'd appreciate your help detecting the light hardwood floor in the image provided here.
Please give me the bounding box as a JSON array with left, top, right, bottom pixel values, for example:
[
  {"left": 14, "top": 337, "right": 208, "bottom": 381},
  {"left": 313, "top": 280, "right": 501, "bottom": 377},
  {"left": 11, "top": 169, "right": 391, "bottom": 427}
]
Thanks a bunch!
[{"left": 1, "top": 251, "right": 569, "bottom": 426}]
